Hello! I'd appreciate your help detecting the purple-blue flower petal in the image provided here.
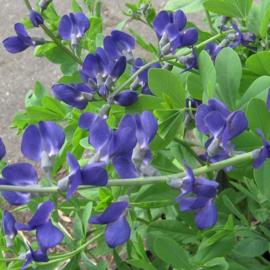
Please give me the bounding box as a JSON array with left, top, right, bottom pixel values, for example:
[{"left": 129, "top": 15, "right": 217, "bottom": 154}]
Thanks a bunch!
[
  {"left": 174, "top": 10, "right": 187, "bottom": 31},
  {"left": 113, "top": 153, "right": 138, "bottom": 179},
  {"left": 105, "top": 215, "right": 131, "bottom": 248},
  {"left": 36, "top": 220, "right": 64, "bottom": 253},
  {"left": 153, "top": 11, "right": 170, "bottom": 39},
  {"left": 3, "top": 211, "right": 17, "bottom": 238},
  {"left": 14, "top": 23, "right": 34, "bottom": 46},
  {"left": 21, "top": 125, "right": 42, "bottom": 162},
  {"left": 0, "top": 138, "right": 6, "bottom": 160},
  {"left": 58, "top": 15, "right": 72, "bottom": 41},
  {"left": 104, "top": 35, "right": 123, "bottom": 60},
  {"left": 29, "top": 10, "right": 44, "bottom": 27},
  {"left": 110, "top": 56, "right": 126, "bottom": 81},
  {"left": 81, "top": 166, "right": 108, "bottom": 186},
  {"left": 114, "top": 90, "right": 138, "bottom": 107},
  {"left": 195, "top": 198, "right": 218, "bottom": 230},
  {"left": 28, "top": 201, "right": 55, "bottom": 228},
  {"left": 204, "top": 111, "right": 226, "bottom": 138},
  {"left": 253, "top": 146, "right": 269, "bottom": 169},
  {"left": 79, "top": 112, "right": 102, "bottom": 130},
  {"left": 2, "top": 163, "right": 38, "bottom": 186},
  {"left": 89, "top": 121, "right": 111, "bottom": 151},
  {"left": 2, "top": 36, "right": 31, "bottom": 53}
]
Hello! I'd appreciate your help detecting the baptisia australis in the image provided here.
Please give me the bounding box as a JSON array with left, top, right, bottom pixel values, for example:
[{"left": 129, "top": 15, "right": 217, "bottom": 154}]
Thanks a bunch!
[
  {"left": 195, "top": 98, "right": 248, "bottom": 160},
  {"left": 168, "top": 160, "right": 219, "bottom": 230},
  {"left": 58, "top": 12, "right": 90, "bottom": 55},
  {"left": 153, "top": 10, "right": 198, "bottom": 56}
]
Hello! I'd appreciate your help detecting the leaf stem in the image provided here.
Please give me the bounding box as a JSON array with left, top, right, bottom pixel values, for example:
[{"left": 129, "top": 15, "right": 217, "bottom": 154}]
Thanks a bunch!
[{"left": 205, "top": 9, "right": 217, "bottom": 35}]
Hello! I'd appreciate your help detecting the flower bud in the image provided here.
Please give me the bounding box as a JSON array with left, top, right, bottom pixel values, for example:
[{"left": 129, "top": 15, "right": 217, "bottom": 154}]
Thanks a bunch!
[
  {"left": 3, "top": 211, "right": 17, "bottom": 249},
  {"left": 132, "top": 144, "right": 147, "bottom": 167},
  {"left": 160, "top": 33, "right": 169, "bottom": 49},
  {"left": 252, "top": 148, "right": 261, "bottom": 160},
  {"left": 167, "top": 178, "right": 183, "bottom": 190},
  {"left": 99, "top": 104, "right": 111, "bottom": 118},
  {"left": 138, "top": 3, "right": 149, "bottom": 15},
  {"left": 57, "top": 176, "right": 69, "bottom": 192},
  {"left": 207, "top": 138, "right": 222, "bottom": 158},
  {"left": 31, "top": 36, "right": 47, "bottom": 46},
  {"left": 219, "top": 39, "right": 230, "bottom": 48},
  {"left": 117, "top": 195, "right": 129, "bottom": 203},
  {"left": 140, "top": 165, "right": 160, "bottom": 176},
  {"left": 71, "top": 34, "right": 80, "bottom": 56},
  {"left": 178, "top": 55, "right": 188, "bottom": 64},
  {"left": 39, "top": 0, "right": 53, "bottom": 13},
  {"left": 41, "top": 151, "right": 55, "bottom": 176},
  {"left": 130, "top": 77, "right": 141, "bottom": 90},
  {"left": 227, "top": 33, "right": 236, "bottom": 41},
  {"left": 122, "top": 50, "right": 135, "bottom": 65},
  {"left": 82, "top": 92, "right": 94, "bottom": 101},
  {"left": 161, "top": 43, "right": 171, "bottom": 56},
  {"left": 29, "top": 10, "right": 44, "bottom": 27},
  {"left": 220, "top": 16, "right": 230, "bottom": 26},
  {"left": 163, "top": 63, "right": 173, "bottom": 71},
  {"left": 87, "top": 78, "right": 98, "bottom": 91}
]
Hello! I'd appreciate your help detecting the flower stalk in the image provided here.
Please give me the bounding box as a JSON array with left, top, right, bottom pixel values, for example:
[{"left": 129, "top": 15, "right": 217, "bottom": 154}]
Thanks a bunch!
[{"left": 0, "top": 151, "right": 253, "bottom": 194}]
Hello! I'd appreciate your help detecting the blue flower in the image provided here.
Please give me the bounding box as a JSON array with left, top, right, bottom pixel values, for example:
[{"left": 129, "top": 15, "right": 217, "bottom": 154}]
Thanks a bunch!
[
  {"left": 3, "top": 211, "right": 17, "bottom": 249},
  {"left": 58, "top": 12, "right": 90, "bottom": 54},
  {"left": 29, "top": 10, "right": 44, "bottom": 27},
  {"left": 195, "top": 98, "right": 248, "bottom": 158},
  {"left": 0, "top": 138, "right": 6, "bottom": 160},
  {"left": 52, "top": 82, "right": 95, "bottom": 110},
  {"left": 21, "top": 246, "right": 49, "bottom": 270},
  {"left": 15, "top": 201, "right": 64, "bottom": 254},
  {"left": 104, "top": 30, "right": 135, "bottom": 63},
  {"left": 227, "top": 24, "right": 257, "bottom": 51},
  {"left": 252, "top": 129, "right": 270, "bottom": 169},
  {"left": 0, "top": 163, "right": 38, "bottom": 205},
  {"left": 178, "top": 47, "right": 198, "bottom": 74},
  {"left": 131, "top": 58, "right": 162, "bottom": 95},
  {"left": 3, "top": 23, "right": 34, "bottom": 53},
  {"left": 169, "top": 160, "right": 219, "bottom": 230},
  {"left": 89, "top": 197, "right": 131, "bottom": 248},
  {"left": 58, "top": 152, "right": 108, "bottom": 200},
  {"left": 153, "top": 10, "right": 198, "bottom": 55}
]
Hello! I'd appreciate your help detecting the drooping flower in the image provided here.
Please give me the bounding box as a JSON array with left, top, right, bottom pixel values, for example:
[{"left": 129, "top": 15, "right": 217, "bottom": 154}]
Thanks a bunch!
[
  {"left": 131, "top": 58, "right": 162, "bottom": 95},
  {"left": 3, "top": 23, "right": 34, "bottom": 53},
  {"left": 227, "top": 24, "right": 257, "bottom": 51},
  {"left": 252, "top": 129, "right": 270, "bottom": 169},
  {"left": 0, "top": 163, "right": 38, "bottom": 205},
  {"left": 58, "top": 12, "right": 90, "bottom": 54},
  {"left": 178, "top": 47, "right": 198, "bottom": 74},
  {"left": 15, "top": 201, "right": 64, "bottom": 254},
  {"left": 21, "top": 246, "right": 49, "bottom": 270},
  {"left": 88, "top": 114, "right": 137, "bottom": 165},
  {"left": 104, "top": 30, "right": 135, "bottom": 63},
  {"left": 89, "top": 196, "right": 131, "bottom": 248},
  {"left": 57, "top": 152, "right": 108, "bottom": 200},
  {"left": 29, "top": 10, "right": 44, "bottom": 27},
  {"left": 52, "top": 82, "right": 95, "bottom": 110},
  {"left": 153, "top": 10, "right": 198, "bottom": 55},
  {"left": 112, "top": 90, "right": 139, "bottom": 107},
  {"left": 3, "top": 210, "right": 17, "bottom": 249},
  {"left": 195, "top": 98, "right": 248, "bottom": 158},
  {"left": 168, "top": 160, "right": 219, "bottom": 230},
  {"left": 0, "top": 138, "right": 6, "bottom": 160},
  {"left": 205, "top": 39, "right": 230, "bottom": 63}
]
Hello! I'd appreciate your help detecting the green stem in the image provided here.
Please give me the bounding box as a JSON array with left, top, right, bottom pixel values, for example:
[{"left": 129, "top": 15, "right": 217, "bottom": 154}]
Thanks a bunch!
[
  {"left": 0, "top": 151, "right": 254, "bottom": 193},
  {"left": 205, "top": 9, "right": 217, "bottom": 35},
  {"left": 23, "top": 0, "right": 83, "bottom": 65}
]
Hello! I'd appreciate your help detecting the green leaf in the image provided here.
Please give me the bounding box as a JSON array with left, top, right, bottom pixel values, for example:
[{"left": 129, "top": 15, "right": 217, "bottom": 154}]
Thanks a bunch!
[
  {"left": 198, "top": 50, "right": 216, "bottom": 103},
  {"left": 203, "top": 0, "right": 253, "bottom": 19},
  {"left": 195, "top": 233, "right": 235, "bottom": 263},
  {"left": 72, "top": 0, "right": 83, "bottom": 12},
  {"left": 130, "top": 200, "right": 174, "bottom": 209},
  {"left": 82, "top": 202, "right": 92, "bottom": 236},
  {"left": 246, "top": 98, "right": 270, "bottom": 138},
  {"left": 26, "top": 106, "right": 64, "bottom": 121},
  {"left": 154, "top": 237, "right": 192, "bottom": 270},
  {"left": 234, "top": 238, "right": 268, "bottom": 257},
  {"left": 246, "top": 52, "right": 270, "bottom": 76},
  {"left": 149, "top": 69, "right": 185, "bottom": 108},
  {"left": 237, "top": 76, "right": 270, "bottom": 112},
  {"left": 151, "top": 152, "right": 181, "bottom": 173},
  {"left": 113, "top": 250, "right": 130, "bottom": 270},
  {"left": 261, "top": 5, "right": 270, "bottom": 37},
  {"left": 164, "top": 0, "right": 205, "bottom": 13},
  {"left": 202, "top": 257, "right": 229, "bottom": 270},
  {"left": 222, "top": 195, "right": 248, "bottom": 225},
  {"left": 246, "top": 4, "right": 262, "bottom": 36},
  {"left": 126, "top": 259, "right": 157, "bottom": 270},
  {"left": 88, "top": 17, "right": 102, "bottom": 40},
  {"left": 155, "top": 110, "right": 184, "bottom": 143},
  {"left": 215, "top": 48, "right": 242, "bottom": 111},
  {"left": 61, "top": 257, "right": 80, "bottom": 270},
  {"left": 42, "top": 96, "right": 66, "bottom": 117},
  {"left": 254, "top": 159, "right": 270, "bottom": 197},
  {"left": 187, "top": 73, "right": 203, "bottom": 100},
  {"left": 125, "top": 95, "right": 164, "bottom": 114},
  {"left": 73, "top": 213, "right": 84, "bottom": 241}
]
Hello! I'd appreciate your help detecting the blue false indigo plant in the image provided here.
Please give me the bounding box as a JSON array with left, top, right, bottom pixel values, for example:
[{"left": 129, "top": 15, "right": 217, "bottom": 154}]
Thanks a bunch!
[{"left": 1, "top": 0, "right": 270, "bottom": 269}]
